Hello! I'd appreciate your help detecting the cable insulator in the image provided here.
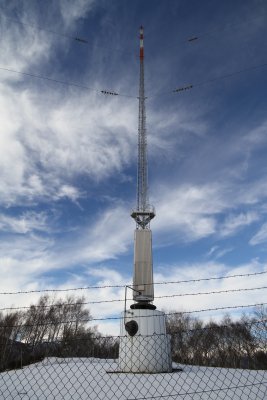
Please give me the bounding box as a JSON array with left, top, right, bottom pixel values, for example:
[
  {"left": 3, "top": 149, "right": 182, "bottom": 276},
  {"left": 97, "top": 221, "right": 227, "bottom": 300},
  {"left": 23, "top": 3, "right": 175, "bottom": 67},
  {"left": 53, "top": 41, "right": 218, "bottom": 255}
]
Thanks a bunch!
[
  {"left": 173, "top": 85, "right": 193, "bottom": 92},
  {"left": 101, "top": 90, "right": 119, "bottom": 96},
  {"left": 75, "top": 37, "right": 88, "bottom": 44},
  {"left": 188, "top": 37, "right": 199, "bottom": 42}
]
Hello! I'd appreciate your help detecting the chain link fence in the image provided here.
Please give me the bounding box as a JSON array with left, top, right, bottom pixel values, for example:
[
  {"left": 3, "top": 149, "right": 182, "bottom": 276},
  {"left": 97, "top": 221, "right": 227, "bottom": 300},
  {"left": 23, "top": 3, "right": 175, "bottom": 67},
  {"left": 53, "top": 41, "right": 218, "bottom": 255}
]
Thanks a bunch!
[{"left": 0, "top": 318, "right": 266, "bottom": 399}]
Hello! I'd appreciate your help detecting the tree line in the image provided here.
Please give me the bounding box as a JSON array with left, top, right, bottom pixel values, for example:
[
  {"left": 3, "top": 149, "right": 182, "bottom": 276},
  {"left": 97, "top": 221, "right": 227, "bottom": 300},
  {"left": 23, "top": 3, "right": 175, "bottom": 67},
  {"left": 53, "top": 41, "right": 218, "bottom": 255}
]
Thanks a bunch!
[
  {"left": 0, "top": 295, "right": 266, "bottom": 372},
  {"left": 0, "top": 295, "right": 118, "bottom": 372},
  {"left": 166, "top": 306, "right": 267, "bottom": 370}
]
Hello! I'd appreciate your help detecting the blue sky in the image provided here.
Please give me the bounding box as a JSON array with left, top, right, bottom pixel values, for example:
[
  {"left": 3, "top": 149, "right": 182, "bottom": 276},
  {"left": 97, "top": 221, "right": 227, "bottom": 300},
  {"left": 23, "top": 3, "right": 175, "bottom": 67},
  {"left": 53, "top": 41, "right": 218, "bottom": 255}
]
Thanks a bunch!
[{"left": 0, "top": 0, "right": 267, "bottom": 334}]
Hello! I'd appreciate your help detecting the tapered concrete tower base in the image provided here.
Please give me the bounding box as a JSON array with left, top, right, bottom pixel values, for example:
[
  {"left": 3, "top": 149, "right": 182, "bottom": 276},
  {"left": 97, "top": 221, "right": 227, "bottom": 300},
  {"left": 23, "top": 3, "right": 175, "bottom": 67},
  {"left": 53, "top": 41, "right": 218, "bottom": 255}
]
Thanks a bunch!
[{"left": 119, "top": 308, "right": 172, "bottom": 373}]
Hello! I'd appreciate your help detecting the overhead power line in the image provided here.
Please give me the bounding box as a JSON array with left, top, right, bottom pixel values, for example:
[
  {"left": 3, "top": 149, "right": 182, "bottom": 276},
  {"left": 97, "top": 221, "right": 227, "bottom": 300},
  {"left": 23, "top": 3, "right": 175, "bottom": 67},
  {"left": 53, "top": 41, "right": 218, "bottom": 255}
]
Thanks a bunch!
[
  {"left": 171, "top": 61, "right": 267, "bottom": 95},
  {"left": 0, "top": 66, "right": 136, "bottom": 98},
  {"left": 0, "top": 8, "right": 135, "bottom": 56},
  {"left": 1, "top": 59, "right": 267, "bottom": 100},
  {"left": 1, "top": 12, "right": 88, "bottom": 44},
  {"left": 186, "top": 12, "right": 267, "bottom": 44},
  {"left": 2, "top": 5, "right": 266, "bottom": 55},
  {"left": 0, "top": 270, "right": 266, "bottom": 295}
]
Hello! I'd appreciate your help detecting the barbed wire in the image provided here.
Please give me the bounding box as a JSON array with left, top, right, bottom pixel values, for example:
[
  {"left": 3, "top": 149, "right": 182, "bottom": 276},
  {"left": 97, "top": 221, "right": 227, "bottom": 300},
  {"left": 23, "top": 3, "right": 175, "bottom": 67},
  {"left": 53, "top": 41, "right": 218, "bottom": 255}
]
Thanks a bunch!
[
  {"left": 94, "top": 302, "right": 267, "bottom": 322},
  {"left": 176, "top": 302, "right": 267, "bottom": 316},
  {"left": 2, "top": 318, "right": 266, "bottom": 346},
  {"left": 0, "top": 270, "right": 266, "bottom": 295},
  {"left": 157, "top": 270, "right": 267, "bottom": 285},
  {"left": 0, "top": 304, "right": 266, "bottom": 328},
  {"left": 0, "top": 317, "right": 266, "bottom": 339},
  {"left": 0, "top": 286, "right": 266, "bottom": 311},
  {"left": 156, "top": 285, "right": 267, "bottom": 299}
]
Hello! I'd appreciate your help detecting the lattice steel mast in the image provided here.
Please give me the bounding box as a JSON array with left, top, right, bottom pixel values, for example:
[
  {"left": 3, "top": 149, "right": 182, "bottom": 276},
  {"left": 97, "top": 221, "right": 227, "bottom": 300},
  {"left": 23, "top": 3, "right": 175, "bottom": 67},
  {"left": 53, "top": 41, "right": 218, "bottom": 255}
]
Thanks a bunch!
[
  {"left": 130, "top": 26, "right": 155, "bottom": 307},
  {"left": 131, "top": 26, "right": 155, "bottom": 230}
]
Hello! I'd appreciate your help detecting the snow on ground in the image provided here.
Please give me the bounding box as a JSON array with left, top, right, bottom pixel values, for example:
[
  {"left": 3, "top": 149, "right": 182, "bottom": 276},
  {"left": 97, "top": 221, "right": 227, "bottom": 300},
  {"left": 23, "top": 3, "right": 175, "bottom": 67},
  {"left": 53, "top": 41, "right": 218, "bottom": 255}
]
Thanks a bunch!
[{"left": 0, "top": 358, "right": 266, "bottom": 400}]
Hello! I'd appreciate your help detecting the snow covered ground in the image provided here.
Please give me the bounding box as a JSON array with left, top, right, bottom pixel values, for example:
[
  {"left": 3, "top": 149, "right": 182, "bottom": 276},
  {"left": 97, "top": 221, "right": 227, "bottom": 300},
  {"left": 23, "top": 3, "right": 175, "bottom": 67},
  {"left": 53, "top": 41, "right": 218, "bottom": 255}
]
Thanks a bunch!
[{"left": 0, "top": 357, "right": 266, "bottom": 400}]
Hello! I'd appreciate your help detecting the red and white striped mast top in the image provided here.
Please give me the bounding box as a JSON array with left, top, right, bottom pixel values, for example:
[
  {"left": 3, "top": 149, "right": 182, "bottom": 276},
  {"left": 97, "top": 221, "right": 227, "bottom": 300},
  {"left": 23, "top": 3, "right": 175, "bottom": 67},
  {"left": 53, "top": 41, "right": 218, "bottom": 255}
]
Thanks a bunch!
[
  {"left": 131, "top": 26, "right": 155, "bottom": 229},
  {"left": 140, "top": 25, "right": 144, "bottom": 59}
]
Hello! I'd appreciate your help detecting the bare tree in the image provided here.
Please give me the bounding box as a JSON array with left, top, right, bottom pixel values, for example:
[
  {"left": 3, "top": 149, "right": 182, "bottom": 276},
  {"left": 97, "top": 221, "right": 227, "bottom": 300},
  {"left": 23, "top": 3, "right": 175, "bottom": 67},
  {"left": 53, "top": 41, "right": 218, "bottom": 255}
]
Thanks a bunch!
[{"left": 0, "top": 311, "right": 23, "bottom": 371}]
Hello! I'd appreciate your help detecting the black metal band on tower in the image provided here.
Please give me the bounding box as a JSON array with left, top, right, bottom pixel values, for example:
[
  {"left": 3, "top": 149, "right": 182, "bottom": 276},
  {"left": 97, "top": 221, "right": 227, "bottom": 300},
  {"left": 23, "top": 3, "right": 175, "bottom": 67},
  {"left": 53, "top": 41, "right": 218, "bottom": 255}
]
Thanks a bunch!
[{"left": 131, "top": 26, "right": 155, "bottom": 229}]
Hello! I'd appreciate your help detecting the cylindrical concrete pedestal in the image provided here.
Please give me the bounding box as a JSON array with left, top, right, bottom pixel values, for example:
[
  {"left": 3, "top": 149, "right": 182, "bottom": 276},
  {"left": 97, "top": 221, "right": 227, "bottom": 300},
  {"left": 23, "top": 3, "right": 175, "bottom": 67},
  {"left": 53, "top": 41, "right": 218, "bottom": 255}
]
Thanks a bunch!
[{"left": 119, "top": 308, "right": 172, "bottom": 373}]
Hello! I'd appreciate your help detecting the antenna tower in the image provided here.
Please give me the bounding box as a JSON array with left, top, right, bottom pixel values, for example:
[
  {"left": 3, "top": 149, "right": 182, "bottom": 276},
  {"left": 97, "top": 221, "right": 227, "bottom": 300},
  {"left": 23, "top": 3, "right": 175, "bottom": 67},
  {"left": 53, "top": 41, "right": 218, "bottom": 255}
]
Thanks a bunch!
[
  {"left": 131, "top": 26, "right": 155, "bottom": 229},
  {"left": 118, "top": 27, "right": 172, "bottom": 373}
]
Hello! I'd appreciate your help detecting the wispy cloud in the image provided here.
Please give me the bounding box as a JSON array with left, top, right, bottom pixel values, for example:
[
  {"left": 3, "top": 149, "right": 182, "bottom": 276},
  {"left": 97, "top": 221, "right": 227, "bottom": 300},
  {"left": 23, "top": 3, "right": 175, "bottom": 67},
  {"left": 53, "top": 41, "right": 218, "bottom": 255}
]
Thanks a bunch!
[
  {"left": 0, "top": 211, "right": 49, "bottom": 234},
  {"left": 206, "top": 246, "right": 234, "bottom": 260},
  {"left": 0, "top": 84, "right": 137, "bottom": 205},
  {"left": 249, "top": 222, "right": 267, "bottom": 246},
  {"left": 58, "top": 0, "right": 96, "bottom": 28},
  {"left": 219, "top": 211, "right": 259, "bottom": 237},
  {"left": 152, "top": 184, "right": 220, "bottom": 241}
]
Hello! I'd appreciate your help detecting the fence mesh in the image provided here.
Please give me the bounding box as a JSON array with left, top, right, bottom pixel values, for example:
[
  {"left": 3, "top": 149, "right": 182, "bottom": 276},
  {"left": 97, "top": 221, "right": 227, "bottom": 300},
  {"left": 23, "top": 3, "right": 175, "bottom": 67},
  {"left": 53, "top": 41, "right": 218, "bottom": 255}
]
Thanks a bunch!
[{"left": 0, "top": 318, "right": 266, "bottom": 399}]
